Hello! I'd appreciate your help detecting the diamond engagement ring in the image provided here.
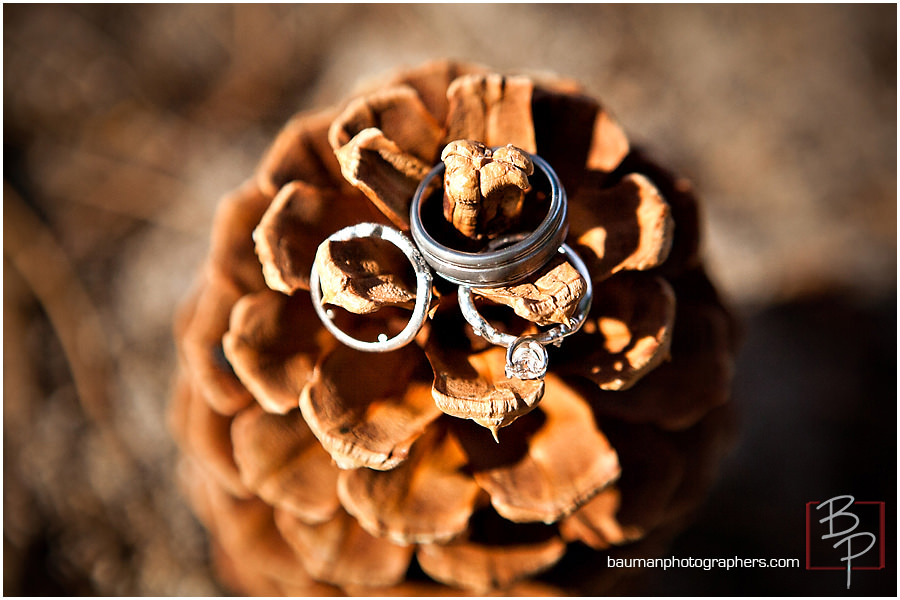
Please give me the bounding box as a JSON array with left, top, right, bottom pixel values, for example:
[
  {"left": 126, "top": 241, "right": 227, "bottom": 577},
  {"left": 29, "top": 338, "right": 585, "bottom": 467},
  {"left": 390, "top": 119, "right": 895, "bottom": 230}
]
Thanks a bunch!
[
  {"left": 309, "top": 222, "right": 433, "bottom": 352},
  {"left": 457, "top": 243, "right": 593, "bottom": 380}
]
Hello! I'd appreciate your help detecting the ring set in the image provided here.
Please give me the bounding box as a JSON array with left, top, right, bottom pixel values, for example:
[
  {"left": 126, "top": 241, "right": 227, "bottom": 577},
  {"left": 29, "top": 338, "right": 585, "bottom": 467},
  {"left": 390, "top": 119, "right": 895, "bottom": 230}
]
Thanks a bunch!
[{"left": 309, "top": 150, "right": 592, "bottom": 380}]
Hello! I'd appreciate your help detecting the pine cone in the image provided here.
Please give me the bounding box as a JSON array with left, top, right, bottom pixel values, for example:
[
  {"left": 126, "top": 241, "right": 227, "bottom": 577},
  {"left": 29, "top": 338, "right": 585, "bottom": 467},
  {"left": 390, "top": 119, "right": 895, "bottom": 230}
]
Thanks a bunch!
[{"left": 170, "top": 60, "right": 738, "bottom": 595}]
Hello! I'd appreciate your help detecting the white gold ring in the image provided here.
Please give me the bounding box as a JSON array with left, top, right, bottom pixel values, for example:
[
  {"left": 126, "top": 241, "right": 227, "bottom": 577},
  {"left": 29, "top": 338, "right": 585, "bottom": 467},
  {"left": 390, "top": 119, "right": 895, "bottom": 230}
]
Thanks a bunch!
[{"left": 309, "top": 222, "right": 433, "bottom": 352}]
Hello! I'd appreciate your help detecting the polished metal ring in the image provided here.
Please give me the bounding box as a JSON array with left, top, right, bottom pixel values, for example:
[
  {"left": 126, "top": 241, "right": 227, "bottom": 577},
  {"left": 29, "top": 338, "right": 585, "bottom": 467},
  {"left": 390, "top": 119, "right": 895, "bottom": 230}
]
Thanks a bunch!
[
  {"left": 457, "top": 243, "right": 593, "bottom": 380},
  {"left": 309, "top": 222, "right": 433, "bottom": 352},
  {"left": 409, "top": 152, "right": 568, "bottom": 287}
]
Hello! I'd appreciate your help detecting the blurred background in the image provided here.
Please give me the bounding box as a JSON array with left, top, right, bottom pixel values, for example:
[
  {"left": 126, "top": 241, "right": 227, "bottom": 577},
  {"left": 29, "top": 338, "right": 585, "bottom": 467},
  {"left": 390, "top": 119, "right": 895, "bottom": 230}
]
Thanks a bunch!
[{"left": 3, "top": 4, "right": 896, "bottom": 596}]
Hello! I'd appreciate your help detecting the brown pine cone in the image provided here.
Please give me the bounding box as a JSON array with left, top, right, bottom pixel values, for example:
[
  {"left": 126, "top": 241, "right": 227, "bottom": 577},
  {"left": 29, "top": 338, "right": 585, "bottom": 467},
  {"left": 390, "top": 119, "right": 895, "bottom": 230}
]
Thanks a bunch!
[{"left": 170, "top": 60, "right": 739, "bottom": 595}]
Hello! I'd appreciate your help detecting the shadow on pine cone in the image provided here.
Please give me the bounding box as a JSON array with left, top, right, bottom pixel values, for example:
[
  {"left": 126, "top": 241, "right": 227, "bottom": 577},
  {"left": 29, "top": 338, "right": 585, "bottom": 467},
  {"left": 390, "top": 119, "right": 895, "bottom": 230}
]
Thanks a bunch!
[{"left": 169, "top": 60, "right": 739, "bottom": 596}]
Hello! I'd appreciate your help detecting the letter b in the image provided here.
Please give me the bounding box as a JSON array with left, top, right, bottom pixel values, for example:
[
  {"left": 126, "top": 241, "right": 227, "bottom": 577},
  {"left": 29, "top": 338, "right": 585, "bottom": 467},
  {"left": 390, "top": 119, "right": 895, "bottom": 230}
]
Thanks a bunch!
[{"left": 816, "top": 495, "right": 859, "bottom": 539}]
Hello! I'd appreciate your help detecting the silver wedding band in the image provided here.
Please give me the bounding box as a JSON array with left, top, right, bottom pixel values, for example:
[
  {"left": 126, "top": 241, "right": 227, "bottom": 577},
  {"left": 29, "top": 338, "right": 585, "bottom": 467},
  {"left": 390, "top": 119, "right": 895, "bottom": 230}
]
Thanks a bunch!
[
  {"left": 309, "top": 222, "right": 433, "bottom": 352},
  {"left": 409, "top": 152, "right": 568, "bottom": 287}
]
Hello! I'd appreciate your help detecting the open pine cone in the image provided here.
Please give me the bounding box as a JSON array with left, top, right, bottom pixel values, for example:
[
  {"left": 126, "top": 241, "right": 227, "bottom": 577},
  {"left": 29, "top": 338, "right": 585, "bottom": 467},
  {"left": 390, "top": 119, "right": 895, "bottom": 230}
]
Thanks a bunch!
[{"left": 170, "top": 60, "right": 738, "bottom": 595}]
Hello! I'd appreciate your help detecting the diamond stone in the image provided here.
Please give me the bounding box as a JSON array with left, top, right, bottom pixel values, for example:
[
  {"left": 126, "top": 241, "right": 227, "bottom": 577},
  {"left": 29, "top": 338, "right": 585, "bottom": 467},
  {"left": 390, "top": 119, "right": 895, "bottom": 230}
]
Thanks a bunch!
[{"left": 505, "top": 338, "right": 549, "bottom": 380}]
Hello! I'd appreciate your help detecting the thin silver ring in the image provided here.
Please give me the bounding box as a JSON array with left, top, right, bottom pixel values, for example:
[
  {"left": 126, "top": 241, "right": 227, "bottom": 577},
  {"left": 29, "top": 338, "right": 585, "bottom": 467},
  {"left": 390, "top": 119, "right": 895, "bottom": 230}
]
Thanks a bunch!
[
  {"left": 409, "top": 152, "right": 568, "bottom": 287},
  {"left": 309, "top": 222, "right": 433, "bottom": 352},
  {"left": 457, "top": 243, "right": 593, "bottom": 379}
]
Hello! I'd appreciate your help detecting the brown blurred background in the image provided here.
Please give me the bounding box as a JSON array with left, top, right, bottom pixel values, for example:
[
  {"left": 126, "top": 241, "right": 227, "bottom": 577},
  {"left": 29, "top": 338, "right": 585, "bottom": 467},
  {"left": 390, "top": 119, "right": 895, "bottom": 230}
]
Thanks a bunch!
[{"left": 3, "top": 4, "right": 896, "bottom": 596}]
